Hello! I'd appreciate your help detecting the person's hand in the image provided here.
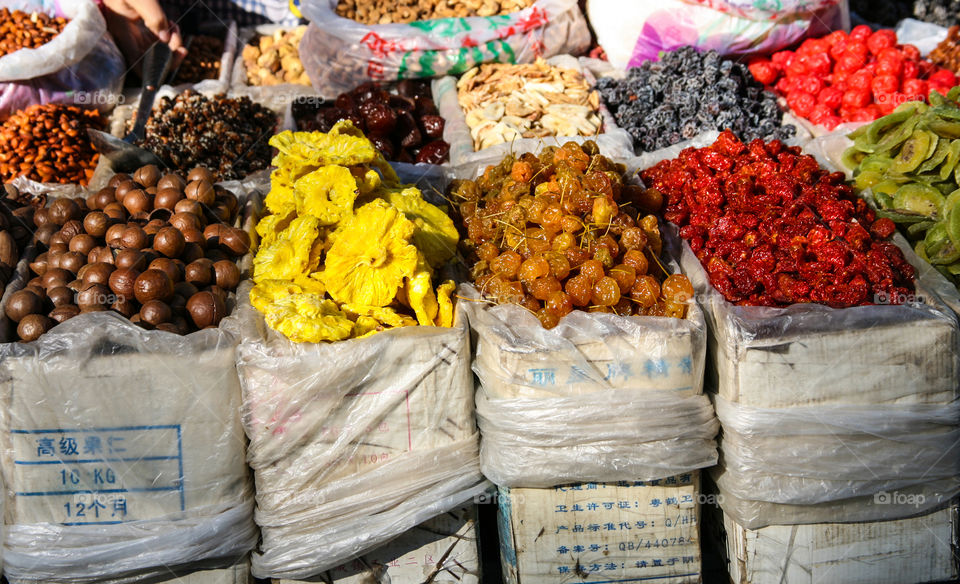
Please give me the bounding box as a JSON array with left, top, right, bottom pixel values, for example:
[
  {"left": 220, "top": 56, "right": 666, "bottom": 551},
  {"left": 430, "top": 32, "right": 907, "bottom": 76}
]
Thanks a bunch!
[{"left": 101, "top": 0, "right": 187, "bottom": 74}]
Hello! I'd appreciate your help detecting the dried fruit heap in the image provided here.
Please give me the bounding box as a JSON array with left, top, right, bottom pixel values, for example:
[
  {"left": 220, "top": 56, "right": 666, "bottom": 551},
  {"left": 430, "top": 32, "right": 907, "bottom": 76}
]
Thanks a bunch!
[
  {"left": 251, "top": 121, "right": 458, "bottom": 343},
  {"left": 597, "top": 46, "right": 794, "bottom": 153},
  {"left": 292, "top": 80, "right": 449, "bottom": 164},
  {"left": 641, "top": 131, "right": 915, "bottom": 308},
  {"left": 843, "top": 90, "right": 960, "bottom": 287},
  {"left": 458, "top": 59, "right": 601, "bottom": 150},
  {"left": 452, "top": 141, "right": 693, "bottom": 329},
  {"left": 749, "top": 26, "right": 957, "bottom": 130}
]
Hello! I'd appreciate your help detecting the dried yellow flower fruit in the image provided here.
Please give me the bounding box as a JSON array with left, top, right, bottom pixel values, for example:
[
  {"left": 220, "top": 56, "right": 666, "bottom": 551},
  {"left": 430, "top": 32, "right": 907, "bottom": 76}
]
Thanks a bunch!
[
  {"left": 263, "top": 294, "right": 355, "bottom": 343},
  {"left": 380, "top": 186, "right": 458, "bottom": 268},
  {"left": 293, "top": 164, "right": 359, "bottom": 226},
  {"left": 253, "top": 215, "right": 319, "bottom": 282},
  {"left": 320, "top": 199, "right": 419, "bottom": 307}
]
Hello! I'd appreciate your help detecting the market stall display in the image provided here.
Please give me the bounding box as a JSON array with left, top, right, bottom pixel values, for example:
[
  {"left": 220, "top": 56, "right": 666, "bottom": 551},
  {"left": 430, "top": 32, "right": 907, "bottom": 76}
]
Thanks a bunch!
[
  {"left": 598, "top": 46, "right": 796, "bottom": 153},
  {"left": 0, "top": 178, "right": 261, "bottom": 583},
  {"left": 291, "top": 80, "right": 449, "bottom": 164},
  {"left": 748, "top": 26, "right": 958, "bottom": 130},
  {"left": 638, "top": 130, "right": 960, "bottom": 583},
  {"left": 0, "top": 104, "right": 103, "bottom": 185},
  {"left": 241, "top": 26, "right": 310, "bottom": 86},
  {"left": 137, "top": 91, "right": 277, "bottom": 181},
  {"left": 0, "top": 1, "right": 956, "bottom": 582},
  {"left": 455, "top": 142, "right": 716, "bottom": 583}
]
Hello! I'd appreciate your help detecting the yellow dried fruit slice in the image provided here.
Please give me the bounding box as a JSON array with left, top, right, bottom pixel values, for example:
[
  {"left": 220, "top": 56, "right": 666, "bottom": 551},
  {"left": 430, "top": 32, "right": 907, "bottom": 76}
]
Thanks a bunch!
[
  {"left": 293, "top": 165, "right": 359, "bottom": 226},
  {"left": 263, "top": 294, "right": 354, "bottom": 343},
  {"left": 253, "top": 215, "right": 319, "bottom": 282},
  {"left": 435, "top": 280, "right": 455, "bottom": 327},
  {"left": 380, "top": 186, "right": 458, "bottom": 268},
  {"left": 321, "top": 199, "right": 419, "bottom": 306},
  {"left": 250, "top": 279, "right": 304, "bottom": 313},
  {"left": 405, "top": 263, "right": 439, "bottom": 326}
]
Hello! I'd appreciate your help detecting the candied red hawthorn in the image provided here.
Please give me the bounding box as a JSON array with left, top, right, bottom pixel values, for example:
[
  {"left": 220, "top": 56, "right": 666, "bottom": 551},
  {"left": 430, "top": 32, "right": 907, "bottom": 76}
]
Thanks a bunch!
[{"left": 640, "top": 131, "right": 915, "bottom": 308}]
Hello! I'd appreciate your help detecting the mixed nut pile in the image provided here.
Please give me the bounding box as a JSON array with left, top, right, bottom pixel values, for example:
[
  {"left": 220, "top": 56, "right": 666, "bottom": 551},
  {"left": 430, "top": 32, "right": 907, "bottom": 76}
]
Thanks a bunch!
[
  {"left": 335, "top": 0, "right": 534, "bottom": 24},
  {"left": 242, "top": 27, "right": 310, "bottom": 86},
  {"left": 10, "top": 164, "right": 250, "bottom": 341},
  {"left": 0, "top": 104, "right": 104, "bottom": 185},
  {"left": 458, "top": 59, "right": 602, "bottom": 150}
]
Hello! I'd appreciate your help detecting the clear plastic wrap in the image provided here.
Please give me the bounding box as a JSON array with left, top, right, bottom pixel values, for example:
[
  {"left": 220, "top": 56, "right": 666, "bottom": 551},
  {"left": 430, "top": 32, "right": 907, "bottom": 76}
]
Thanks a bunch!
[
  {"left": 0, "top": 313, "right": 256, "bottom": 584},
  {"left": 463, "top": 279, "right": 718, "bottom": 488},
  {"left": 895, "top": 18, "right": 948, "bottom": 57},
  {"left": 298, "top": 0, "right": 590, "bottom": 95},
  {"left": 0, "top": 0, "right": 124, "bottom": 119},
  {"left": 433, "top": 55, "right": 635, "bottom": 171},
  {"left": 229, "top": 282, "right": 487, "bottom": 580},
  {"left": 633, "top": 131, "right": 960, "bottom": 528},
  {"left": 0, "top": 180, "right": 261, "bottom": 583},
  {"left": 623, "top": 0, "right": 846, "bottom": 69}
]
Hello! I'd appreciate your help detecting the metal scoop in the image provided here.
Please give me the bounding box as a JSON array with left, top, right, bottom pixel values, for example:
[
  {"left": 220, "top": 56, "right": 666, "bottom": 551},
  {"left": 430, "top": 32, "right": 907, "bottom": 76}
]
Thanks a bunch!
[{"left": 87, "top": 42, "right": 171, "bottom": 183}]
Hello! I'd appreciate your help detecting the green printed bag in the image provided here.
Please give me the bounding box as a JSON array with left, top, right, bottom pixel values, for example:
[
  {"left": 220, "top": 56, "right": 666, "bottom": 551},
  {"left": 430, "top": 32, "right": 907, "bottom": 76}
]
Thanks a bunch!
[{"left": 299, "top": 0, "right": 589, "bottom": 94}]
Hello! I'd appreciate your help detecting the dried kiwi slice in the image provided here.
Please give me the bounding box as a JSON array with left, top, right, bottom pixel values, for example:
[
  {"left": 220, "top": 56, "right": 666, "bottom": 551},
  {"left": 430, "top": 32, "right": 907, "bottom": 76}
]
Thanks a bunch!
[
  {"left": 908, "top": 220, "right": 936, "bottom": 237},
  {"left": 842, "top": 145, "right": 867, "bottom": 170},
  {"left": 890, "top": 130, "right": 934, "bottom": 174},
  {"left": 918, "top": 138, "right": 950, "bottom": 174},
  {"left": 855, "top": 107, "right": 917, "bottom": 153},
  {"left": 854, "top": 170, "right": 884, "bottom": 190},
  {"left": 925, "top": 222, "right": 960, "bottom": 264},
  {"left": 940, "top": 140, "right": 960, "bottom": 181},
  {"left": 892, "top": 183, "right": 944, "bottom": 217}
]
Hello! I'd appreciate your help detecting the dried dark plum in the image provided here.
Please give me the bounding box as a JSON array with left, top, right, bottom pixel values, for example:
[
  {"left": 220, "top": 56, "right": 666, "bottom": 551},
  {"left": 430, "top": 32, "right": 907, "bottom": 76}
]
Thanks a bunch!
[
  {"left": 370, "top": 135, "right": 395, "bottom": 159},
  {"left": 322, "top": 107, "right": 349, "bottom": 127},
  {"left": 335, "top": 93, "right": 355, "bottom": 110},
  {"left": 415, "top": 96, "right": 438, "bottom": 116},
  {"left": 365, "top": 104, "right": 397, "bottom": 135},
  {"left": 416, "top": 140, "right": 450, "bottom": 164},
  {"left": 420, "top": 115, "right": 445, "bottom": 139},
  {"left": 388, "top": 94, "right": 415, "bottom": 112}
]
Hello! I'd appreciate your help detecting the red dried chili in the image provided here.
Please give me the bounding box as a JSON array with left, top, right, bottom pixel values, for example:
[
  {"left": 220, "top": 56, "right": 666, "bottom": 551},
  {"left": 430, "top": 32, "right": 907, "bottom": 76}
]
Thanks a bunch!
[{"left": 640, "top": 130, "right": 915, "bottom": 308}]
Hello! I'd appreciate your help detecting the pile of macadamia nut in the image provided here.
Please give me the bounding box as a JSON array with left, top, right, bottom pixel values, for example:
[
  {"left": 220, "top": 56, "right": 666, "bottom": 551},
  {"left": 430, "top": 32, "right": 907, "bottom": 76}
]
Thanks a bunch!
[
  {"left": 335, "top": 0, "right": 535, "bottom": 24},
  {"left": 8, "top": 164, "right": 251, "bottom": 341}
]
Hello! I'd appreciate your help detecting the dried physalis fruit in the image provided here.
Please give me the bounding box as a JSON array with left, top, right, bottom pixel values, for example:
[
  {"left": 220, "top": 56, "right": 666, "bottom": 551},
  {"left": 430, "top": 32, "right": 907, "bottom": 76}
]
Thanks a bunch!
[{"left": 451, "top": 140, "right": 693, "bottom": 328}]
